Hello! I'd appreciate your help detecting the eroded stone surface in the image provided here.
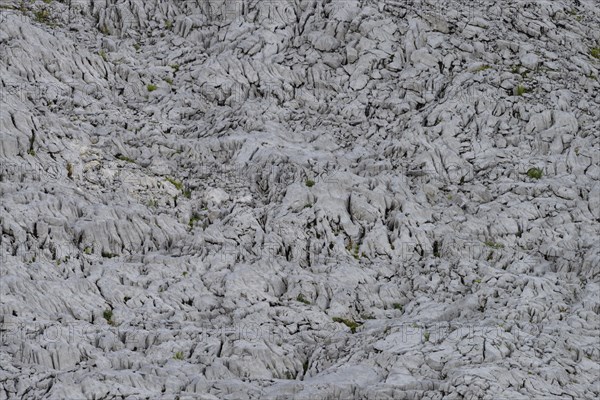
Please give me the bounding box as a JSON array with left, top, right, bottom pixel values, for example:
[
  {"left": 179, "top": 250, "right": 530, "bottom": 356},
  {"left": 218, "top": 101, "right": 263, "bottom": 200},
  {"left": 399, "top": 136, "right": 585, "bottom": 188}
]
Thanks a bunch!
[{"left": 0, "top": 0, "right": 599, "bottom": 399}]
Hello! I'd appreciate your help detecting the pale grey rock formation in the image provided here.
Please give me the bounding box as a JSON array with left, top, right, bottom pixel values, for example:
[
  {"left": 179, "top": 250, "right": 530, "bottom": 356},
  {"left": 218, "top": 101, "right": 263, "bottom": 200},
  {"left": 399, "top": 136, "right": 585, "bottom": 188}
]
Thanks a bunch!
[{"left": 0, "top": 0, "right": 599, "bottom": 399}]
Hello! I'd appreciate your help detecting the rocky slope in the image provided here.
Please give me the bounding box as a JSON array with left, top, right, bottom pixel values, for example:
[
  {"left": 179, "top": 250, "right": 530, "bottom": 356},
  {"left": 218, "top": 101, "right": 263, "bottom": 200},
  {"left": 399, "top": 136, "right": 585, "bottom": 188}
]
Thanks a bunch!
[{"left": 1, "top": 0, "right": 599, "bottom": 398}]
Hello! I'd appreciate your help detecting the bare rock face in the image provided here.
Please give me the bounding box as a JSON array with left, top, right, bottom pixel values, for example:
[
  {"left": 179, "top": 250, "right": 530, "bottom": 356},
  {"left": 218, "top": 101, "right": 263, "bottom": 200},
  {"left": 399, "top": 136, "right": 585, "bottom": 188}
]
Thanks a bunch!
[{"left": 1, "top": 0, "right": 599, "bottom": 399}]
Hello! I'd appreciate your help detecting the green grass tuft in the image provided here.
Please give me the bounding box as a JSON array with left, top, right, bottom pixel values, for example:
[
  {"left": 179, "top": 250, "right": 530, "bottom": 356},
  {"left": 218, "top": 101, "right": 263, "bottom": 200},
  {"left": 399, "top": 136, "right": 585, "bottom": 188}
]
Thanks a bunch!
[
  {"left": 103, "top": 309, "right": 113, "bottom": 324},
  {"left": 474, "top": 64, "right": 491, "bottom": 72},
  {"left": 527, "top": 167, "right": 543, "bottom": 179},
  {"left": 188, "top": 213, "right": 201, "bottom": 229},
  {"left": 305, "top": 179, "right": 315, "bottom": 187},
  {"left": 165, "top": 177, "right": 184, "bottom": 190},
  {"left": 116, "top": 154, "right": 135, "bottom": 163},
  {"left": 33, "top": 9, "right": 51, "bottom": 24},
  {"left": 590, "top": 47, "right": 600, "bottom": 59},
  {"left": 484, "top": 240, "right": 504, "bottom": 249},
  {"left": 147, "top": 84, "right": 158, "bottom": 92},
  {"left": 101, "top": 250, "right": 116, "bottom": 258},
  {"left": 296, "top": 294, "right": 311, "bottom": 305},
  {"left": 353, "top": 244, "right": 360, "bottom": 259},
  {"left": 332, "top": 317, "right": 362, "bottom": 333},
  {"left": 515, "top": 84, "right": 528, "bottom": 96},
  {"left": 174, "top": 351, "right": 184, "bottom": 360}
]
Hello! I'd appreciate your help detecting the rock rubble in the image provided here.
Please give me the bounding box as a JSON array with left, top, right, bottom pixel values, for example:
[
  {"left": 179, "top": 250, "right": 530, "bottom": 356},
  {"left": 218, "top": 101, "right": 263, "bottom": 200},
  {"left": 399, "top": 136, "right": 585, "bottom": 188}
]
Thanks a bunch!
[{"left": 0, "top": 0, "right": 599, "bottom": 399}]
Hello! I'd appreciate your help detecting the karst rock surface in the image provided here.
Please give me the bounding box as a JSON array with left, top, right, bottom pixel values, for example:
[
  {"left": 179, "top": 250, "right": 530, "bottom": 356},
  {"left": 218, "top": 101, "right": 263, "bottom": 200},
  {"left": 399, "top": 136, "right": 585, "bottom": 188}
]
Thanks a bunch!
[{"left": 1, "top": 0, "right": 599, "bottom": 399}]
